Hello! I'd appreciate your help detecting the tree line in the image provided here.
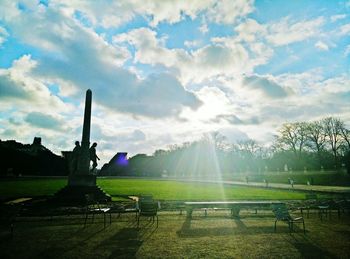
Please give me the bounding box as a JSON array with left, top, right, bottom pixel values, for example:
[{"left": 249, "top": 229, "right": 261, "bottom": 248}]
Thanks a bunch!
[
  {"left": 274, "top": 117, "right": 349, "bottom": 171},
  {"left": 100, "top": 117, "right": 350, "bottom": 177}
]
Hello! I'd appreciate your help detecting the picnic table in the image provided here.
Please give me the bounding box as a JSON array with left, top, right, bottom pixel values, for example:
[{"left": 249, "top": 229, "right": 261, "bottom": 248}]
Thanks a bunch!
[{"left": 184, "top": 200, "right": 285, "bottom": 218}]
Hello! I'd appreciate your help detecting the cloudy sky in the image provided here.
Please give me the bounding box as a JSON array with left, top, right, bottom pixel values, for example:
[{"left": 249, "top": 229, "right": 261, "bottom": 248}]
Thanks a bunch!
[{"left": 0, "top": 0, "right": 349, "bottom": 165}]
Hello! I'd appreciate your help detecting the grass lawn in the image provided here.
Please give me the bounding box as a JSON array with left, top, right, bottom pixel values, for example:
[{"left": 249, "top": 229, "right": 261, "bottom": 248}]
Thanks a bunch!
[
  {"left": 99, "top": 179, "right": 306, "bottom": 200},
  {"left": 238, "top": 172, "right": 350, "bottom": 186},
  {"left": 0, "top": 178, "right": 349, "bottom": 258},
  {"left": 0, "top": 178, "right": 307, "bottom": 200},
  {"left": 1, "top": 211, "right": 349, "bottom": 258}
]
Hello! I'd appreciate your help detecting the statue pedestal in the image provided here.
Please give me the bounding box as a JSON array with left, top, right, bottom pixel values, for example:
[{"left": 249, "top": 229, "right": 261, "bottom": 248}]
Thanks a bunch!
[
  {"left": 68, "top": 174, "right": 96, "bottom": 186},
  {"left": 52, "top": 174, "right": 111, "bottom": 204}
]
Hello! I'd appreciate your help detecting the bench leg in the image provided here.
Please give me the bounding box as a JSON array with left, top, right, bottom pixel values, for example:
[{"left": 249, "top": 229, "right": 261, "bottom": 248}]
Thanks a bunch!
[
  {"left": 186, "top": 208, "right": 193, "bottom": 219},
  {"left": 84, "top": 212, "right": 88, "bottom": 227},
  {"left": 274, "top": 220, "right": 278, "bottom": 232},
  {"left": 231, "top": 207, "right": 240, "bottom": 218},
  {"left": 104, "top": 213, "right": 106, "bottom": 228}
]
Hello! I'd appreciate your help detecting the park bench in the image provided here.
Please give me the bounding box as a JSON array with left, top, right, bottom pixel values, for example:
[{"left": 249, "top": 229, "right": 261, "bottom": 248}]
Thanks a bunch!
[
  {"left": 184, "top": 201, "right": 285, "bottom": 219},
  {"left": 155, "top": 201, "right": 186, "bottom": 215}
]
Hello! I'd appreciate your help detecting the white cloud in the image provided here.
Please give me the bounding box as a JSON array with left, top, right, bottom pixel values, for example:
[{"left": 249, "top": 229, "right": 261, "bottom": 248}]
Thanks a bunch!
[
  {"left": 1, "top": 1, "right": 130, "bottom": 65},
  {"left": 330, "top": 14, "right": 346, "bottom": 22},
  {"left": 50, "top": 0, "right": 254, "bottom": 28},
  {"left": 345, "top": 45, "right": 350, "bottom": 56},
  {"left": 235, "top": 18, "right": 266, "bottom": 42},
  {"left": 184, "top": 40, "right": 202, "bottom": 48},
  {"left": 274, "top": 70, "right": 324, "bottom": 95},
  {"left": 0, "top": 1, "right": 21, "bottom": 22},
  {"left": 315, "top": 41, "right": 329, "bottom": 51},
  {"left": 114, "top": 28, "right": 181, "bottom": 67},
  {"left": 115, "top": 27, "right": 252, "bottom": 84},
  {"left": 1, "top": 4, "right": 201, "bottom": 119},
  {"left": 109, "top": 129, "right": 146, "bottom": 143},
  {"left": 205, "top": 0, "right": 254, "bottom": 24},
  {"left": 339, "top": 23, "right": 350, "bottom": 35},
  {"left": 242, "top": 75, "right": 291, "bottom": 99},
  {"left": 267, "top": 73, "right": 350, "bottom": 123},
  {"left": 25, "top": 112, "right": 63, "bottom": 130},
  {"left": 218, "top": 127, "right": 249, "bottom": 142},
  {"left": 0, "top": 55, "right": 69, "bottom": 112},
  {"left": 199, "top": 21, "right": 209, "bottom": 34},
  {"left": 188, "top": 86, "right": 233, "bottom": 120},
  {"left": 0, "top": 26, "right": 8, "bottom": 46},
  {"left": 189, "top": 44, "right": 250, "bottom": 83},
  {"left": 214, "top": 19, "right": 273, "bottom": 69},
  {"left": 266, "top": 17, "right": 325, "bottom": 46},
  {"left": 96, "top": 72, "right": 202, "bottom": 118}
]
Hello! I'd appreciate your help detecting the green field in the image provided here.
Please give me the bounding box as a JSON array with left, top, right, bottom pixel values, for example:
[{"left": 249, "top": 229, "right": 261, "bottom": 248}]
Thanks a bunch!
[
  {"left": 0, "top": 178, "right": 308, "bottom": 200},
  {"left": 229, "top": 172, "right": 350, "bottom": 186}
]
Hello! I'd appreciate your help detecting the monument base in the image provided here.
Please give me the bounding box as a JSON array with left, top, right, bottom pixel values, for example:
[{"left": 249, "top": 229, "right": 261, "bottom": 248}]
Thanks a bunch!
[
  {"left": 52, "top": 174, "right": 111, "bottom": 204},
  {"left": 68, "top": 174, "right": 97, "bottom": 187}
]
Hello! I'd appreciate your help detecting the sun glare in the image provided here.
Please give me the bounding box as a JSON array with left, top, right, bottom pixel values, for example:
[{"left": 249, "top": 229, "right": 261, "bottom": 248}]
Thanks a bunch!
[{"left": 172, "top": 133, "right": 227, "bottom": 200}]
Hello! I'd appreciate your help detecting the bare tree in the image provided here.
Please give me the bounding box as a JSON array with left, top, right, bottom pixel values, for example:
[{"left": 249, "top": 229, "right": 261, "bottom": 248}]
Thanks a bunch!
[
  {"left": 236, "top": 139, "right": 261, "bottom": 158},
  {"left": 340, "top": 126, "right": 350, "bottom": 150},
  {"left": 323, "top": 117, "right": 343, "bottom": 168},
  {"left": 276, "top": 122, "right": 307, "bottom": 157},
  {"left": 205, "top": 131, "right": 230, "bottom": 151},
  {"left": 305, "top": 120, "right": 327, "bottom": 160}
]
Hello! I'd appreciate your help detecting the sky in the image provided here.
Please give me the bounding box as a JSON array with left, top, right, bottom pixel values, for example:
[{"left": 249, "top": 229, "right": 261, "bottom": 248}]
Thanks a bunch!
[{"left": 0, "top": 0, "right": 350, "bottom": 166}]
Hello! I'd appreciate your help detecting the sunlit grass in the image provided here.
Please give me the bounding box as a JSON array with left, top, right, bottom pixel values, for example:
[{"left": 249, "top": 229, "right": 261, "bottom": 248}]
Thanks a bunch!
[
  {"left": 0, "top": 178, "right": 305, "bottom": 200},
  {"left": 170, "top": 134, "right": 228, "bottom": 200},
  {"left": 98, "top": 179, "right": 304, "bottom": 200}
]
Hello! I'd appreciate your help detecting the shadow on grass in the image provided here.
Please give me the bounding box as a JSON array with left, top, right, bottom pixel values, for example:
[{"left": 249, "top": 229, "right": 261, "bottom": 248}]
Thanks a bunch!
[
  {"left": 335, "top": 230, "right": 350, "bottom": 238},
  {"left": 93, "top": 218, "right": 158, "bottom": 259},
  {"left": 37, "top": 227, "right": 106, "bottom": 258},
  {"left": 96, "top": 228, "right": 143, "bottom": 259},
  {"left": 292, "top": 242, "right": 335, "bottom": 259},
  {"left": 286, "top": 231, "right": 336, "bottom": 259},
  {"left": 177, "top": 218, "right": 275, "bottom": 237}
]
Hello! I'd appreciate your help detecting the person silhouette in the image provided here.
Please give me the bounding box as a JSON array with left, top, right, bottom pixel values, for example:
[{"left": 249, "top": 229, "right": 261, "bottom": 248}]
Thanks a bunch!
[
  {"left": 71, "top": 141, "right": 81, "bottom": 174},
  {"left": 89, "top": 142, "right": 100, "bottom": 172}
]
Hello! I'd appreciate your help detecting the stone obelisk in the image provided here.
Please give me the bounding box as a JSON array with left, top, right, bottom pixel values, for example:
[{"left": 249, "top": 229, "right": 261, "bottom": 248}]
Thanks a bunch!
[
  {"left": 78, "top": 89, "right": 92, "bottom": 174},
  {"left": 68, "top": 89, "right": 96, "bottom": 186},
  {"left": 54, "top": 89, "right": 111, "bottom": 203}
]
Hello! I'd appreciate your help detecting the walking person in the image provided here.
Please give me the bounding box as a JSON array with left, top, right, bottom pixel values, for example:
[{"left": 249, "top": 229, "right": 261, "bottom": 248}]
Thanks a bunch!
[{"left": 89, "top": 142, "right": 100, "bottom": 172}]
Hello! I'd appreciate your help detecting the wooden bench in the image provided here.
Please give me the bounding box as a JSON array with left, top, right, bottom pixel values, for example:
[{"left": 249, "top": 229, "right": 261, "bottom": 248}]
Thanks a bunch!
[{"left": 184, "top": 201, "right": 285, "bottom": 218}]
